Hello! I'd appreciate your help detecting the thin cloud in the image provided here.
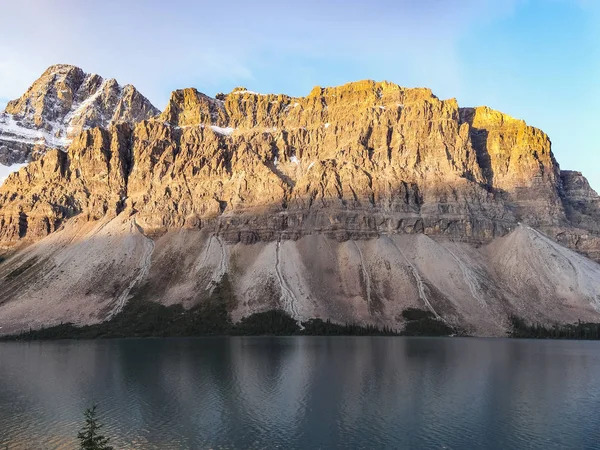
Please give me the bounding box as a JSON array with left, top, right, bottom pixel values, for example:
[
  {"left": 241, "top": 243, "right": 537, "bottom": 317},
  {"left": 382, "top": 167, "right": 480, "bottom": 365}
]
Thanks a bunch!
[{"left": 0, "top": 0, "right": 519, "bottom": 108}]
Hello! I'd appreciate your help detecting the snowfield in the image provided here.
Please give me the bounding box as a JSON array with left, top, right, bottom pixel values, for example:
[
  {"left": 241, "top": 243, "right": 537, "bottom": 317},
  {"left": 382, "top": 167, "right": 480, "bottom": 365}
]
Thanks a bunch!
[{"left": 0, "top": 113, "right": 71, "bottom": 149}]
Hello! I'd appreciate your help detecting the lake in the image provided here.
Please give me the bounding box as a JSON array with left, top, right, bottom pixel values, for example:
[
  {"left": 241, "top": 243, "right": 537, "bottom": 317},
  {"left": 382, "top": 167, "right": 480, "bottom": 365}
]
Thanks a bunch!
[{"left": 1, "top": 337, "right": 599, "bottom": 449}]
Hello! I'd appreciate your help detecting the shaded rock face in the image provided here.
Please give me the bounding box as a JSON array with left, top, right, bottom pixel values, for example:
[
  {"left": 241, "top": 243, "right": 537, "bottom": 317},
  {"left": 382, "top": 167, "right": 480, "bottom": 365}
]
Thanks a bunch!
[
  {"left": 551, "top": 170, "right": 600, "bottom": 261},
  {"left": 561, "top": 170, "right": 600, "bottom": 223},
  {"left": 0, "top": 64, "right": 158, "bottom": 165},
  {"left": 460, "top": 106, "right": 564, "bottom": 226}
]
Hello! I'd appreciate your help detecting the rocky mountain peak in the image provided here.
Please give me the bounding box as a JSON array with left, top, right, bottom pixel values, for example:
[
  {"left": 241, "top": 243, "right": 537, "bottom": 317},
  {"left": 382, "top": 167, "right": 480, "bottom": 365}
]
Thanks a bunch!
[
  {"left": 5, "top": 64, "right": 86, "bottom": 125},
  {"left": 160, "top": 88, "right": 227, "bottom": 127},
  {"left": 0, "top": 64, "right": 159, "bottom": 166}
]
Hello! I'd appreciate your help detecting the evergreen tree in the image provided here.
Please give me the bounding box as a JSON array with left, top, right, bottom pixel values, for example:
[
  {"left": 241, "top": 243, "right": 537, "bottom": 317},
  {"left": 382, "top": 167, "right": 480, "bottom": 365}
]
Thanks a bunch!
[{"left": 77, "top": 405, "right": 113, "bottom": 450}]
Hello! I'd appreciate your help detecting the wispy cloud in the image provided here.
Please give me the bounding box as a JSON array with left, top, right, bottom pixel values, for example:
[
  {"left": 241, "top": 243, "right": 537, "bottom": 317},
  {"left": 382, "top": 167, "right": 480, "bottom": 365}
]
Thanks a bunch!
[
  {"left": 1, "top": 0, "right": 519, "bottom": 108},
  {"left": 2, "top": 0, "right": 599, "bottom": 190}
]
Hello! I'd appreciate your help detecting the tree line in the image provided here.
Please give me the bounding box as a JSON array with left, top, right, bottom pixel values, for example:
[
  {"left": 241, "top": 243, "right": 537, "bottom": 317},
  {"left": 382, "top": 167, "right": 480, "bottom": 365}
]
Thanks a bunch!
[
  {"left": 510, "top": 315, "right": 600, "bottom": 340},
  {"left": 1, "top": 303, "right": 459, "bottom": 340},
  {"left": 0, "top": 272, "right": 457, "bottom": 340}
]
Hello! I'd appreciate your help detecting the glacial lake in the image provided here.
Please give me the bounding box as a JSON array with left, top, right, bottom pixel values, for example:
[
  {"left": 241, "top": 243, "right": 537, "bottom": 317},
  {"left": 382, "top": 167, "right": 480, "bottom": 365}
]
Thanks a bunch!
[{"left": 1, "top": 337, "right": 600, "bottom": 450}]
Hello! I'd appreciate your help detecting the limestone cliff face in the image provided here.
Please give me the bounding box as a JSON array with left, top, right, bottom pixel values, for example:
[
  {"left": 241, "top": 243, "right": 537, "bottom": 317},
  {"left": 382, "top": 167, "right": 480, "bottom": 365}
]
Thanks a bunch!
[
  {"left": 0, "top": 125, "right": 133, "bottom": 245},
  {"left": 460, "top": 106, "right": 564, "bottom": 226},
  {"left": 3, "top": 78, "right": 597, "bottom": 251},
  {"left": 551, "top": 170, "right": 600, "bottom": 261},
  {"left": 0, "top": 64, "right": 158, "bottom": 165},
  {"left": 2, "top": 76, "right": 600, "bottom": 335},
  {"left": 130, "top": 82, "right": 512, "bottom": 243},
  {"left": 560, "top": 170, "right": 600, "bottom": 224}
]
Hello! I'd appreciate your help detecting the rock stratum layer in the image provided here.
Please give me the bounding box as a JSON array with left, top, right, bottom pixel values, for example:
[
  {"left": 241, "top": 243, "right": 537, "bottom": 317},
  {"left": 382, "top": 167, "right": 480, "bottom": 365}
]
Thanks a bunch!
[{"left": 1, "top": 67, "right": 600, "bottom": 336}]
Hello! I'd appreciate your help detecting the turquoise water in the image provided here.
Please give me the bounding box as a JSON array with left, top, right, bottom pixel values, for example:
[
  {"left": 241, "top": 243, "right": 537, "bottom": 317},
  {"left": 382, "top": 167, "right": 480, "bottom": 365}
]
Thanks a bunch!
[{"left": 1, "top": 337, "right": 599, "bottom": 449}]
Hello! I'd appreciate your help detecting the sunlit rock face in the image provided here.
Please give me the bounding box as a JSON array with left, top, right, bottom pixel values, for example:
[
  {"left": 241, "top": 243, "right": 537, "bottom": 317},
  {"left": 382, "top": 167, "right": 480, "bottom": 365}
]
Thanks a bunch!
[
  {"left": 0, "top": 64, "right": 158, "bottom": 165},
  {"left": 2, "top": 71, "right": 600, "bottom": 335},
  {"left": 2, "top": 77, "right": 597, "bottom": 250}
]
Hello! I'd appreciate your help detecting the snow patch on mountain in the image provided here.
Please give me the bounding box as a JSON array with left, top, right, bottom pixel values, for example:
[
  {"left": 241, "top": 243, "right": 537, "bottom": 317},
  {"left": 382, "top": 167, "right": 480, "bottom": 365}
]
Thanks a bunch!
[
  {"left": 63, "top": 78, "right": 112, "bottom": 134},
  {"left": 210, "top": 126, "right": 234, "bottom": 136},
  {"left": 231, "top": 89, "right": 261, "bottom": 95},
  {"left": 0, "top": 113, "right": 71, "bottom": 149},
  {"left": 0, "top": 64, "right": 159, "bottom": 165}
]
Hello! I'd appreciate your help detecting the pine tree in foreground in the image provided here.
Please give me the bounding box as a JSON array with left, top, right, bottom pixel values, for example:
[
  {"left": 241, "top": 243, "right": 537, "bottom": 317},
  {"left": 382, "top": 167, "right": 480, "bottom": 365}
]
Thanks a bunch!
[{"left": 77, "top": 405, "right": 114, "bottom": 450}]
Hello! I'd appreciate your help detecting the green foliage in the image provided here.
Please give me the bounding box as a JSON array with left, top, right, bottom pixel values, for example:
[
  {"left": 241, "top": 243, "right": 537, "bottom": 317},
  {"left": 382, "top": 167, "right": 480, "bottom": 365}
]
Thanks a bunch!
[
  {"left": 4, "top": 308, "right": 400, "bottom": 339},
  {"left": 77, "top": 405, "right": 113, "bottom": 450},
  {"left": 509, "top": 315, "right": 600, "bottom": 340},
  {"left": 401, "top": 307, "right": 435, "bottom": 321},
  {"left": 4, "top": 278, "right": 235, "bottom": 340},
  {"left": 301, "top": 318, "right": 397, "bottom": 336},
  {"left": 234, "top": 310, "right": 300, "bottom": 335},
  {"left": 399, "top": 308, "right": 456, "bottom": 336},
  {"left": 6, "top": 298, "right": 232, "bottom": 340},
  {"left": 2, "top": 284, "right": 467, "bottom": 340},
  {"left": 400, "top": 318, "right": 456, "bottom": 336}
]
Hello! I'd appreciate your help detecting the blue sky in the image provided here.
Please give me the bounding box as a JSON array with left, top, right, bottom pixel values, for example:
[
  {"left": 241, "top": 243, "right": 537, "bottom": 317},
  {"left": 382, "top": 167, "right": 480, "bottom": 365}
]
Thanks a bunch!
[{"left": 1, "top": 0, "right": 598, "bottom": 189}]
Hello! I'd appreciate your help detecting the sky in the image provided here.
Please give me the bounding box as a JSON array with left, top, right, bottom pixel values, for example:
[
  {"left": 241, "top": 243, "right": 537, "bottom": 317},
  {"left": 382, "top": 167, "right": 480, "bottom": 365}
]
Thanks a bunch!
[{"left": 1, "top": 0, "right": 599, "bottom": 189}]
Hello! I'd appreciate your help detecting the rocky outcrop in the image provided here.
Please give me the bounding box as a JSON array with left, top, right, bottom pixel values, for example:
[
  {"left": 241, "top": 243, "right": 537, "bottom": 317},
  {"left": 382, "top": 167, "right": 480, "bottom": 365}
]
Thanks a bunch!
[
  {"left": 0, "top": 64, "right": 158, "bottom": 165},
  {"left": 460, "top": 106, "right": 565, "bottom": 227},
  {"left": 2, "top": 75, "right": 600, "bottom": 335},
  {"left": 0, "top": 125, "right": 133, "bottom": 245},
  {"left": 560, "top": 170, "right": 600, "bottom": 226},
  {"left": 546, "top": 170, "right": 600, "bottom": 261}
]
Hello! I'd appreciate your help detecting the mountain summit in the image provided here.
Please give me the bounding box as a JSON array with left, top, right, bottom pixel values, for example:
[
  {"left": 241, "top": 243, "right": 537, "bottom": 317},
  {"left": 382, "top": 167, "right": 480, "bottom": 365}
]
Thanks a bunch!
[
  {"left": 0, "top": 72, "right": 600, "bottom": 336},
  {"left": 0, "top": 64, "right": 158, "bottom": 165}
]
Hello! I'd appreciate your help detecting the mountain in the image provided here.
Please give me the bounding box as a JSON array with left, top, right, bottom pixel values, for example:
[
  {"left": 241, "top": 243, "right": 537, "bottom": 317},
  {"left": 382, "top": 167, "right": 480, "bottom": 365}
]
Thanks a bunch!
[
  {"left": 1, "top": 73, "right": 600, "bottom": 336},
  {"left": 0, "top": 64, "right": 158, "bottom": 167}
]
